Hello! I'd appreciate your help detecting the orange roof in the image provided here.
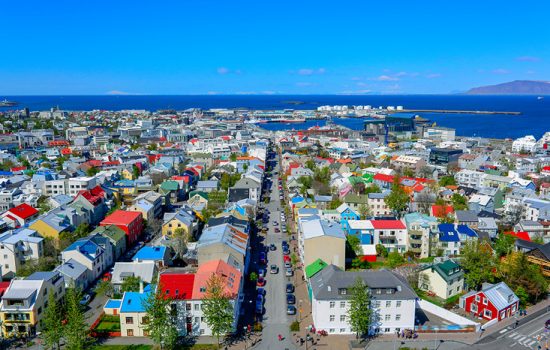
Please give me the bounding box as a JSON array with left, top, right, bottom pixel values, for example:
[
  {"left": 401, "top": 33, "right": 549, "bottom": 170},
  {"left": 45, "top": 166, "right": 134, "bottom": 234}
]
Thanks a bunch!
[
  {"left": 432, "top": 205, "right": 454, "bottom": 218},
  {"left": 336, "top": 158, "right": 352, "bottom": 164},
  {"left": 192, "top": 260, "right": 242, "bottom": 299},
  {"left": 237, "top": 156, "right": 256, "bottom": 160}
]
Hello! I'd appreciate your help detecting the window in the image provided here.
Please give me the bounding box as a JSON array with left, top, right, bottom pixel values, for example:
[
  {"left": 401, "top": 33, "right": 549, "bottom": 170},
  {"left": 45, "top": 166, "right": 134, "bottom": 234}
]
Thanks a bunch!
[
  {"left": 195, "top": 317, "right": 199, "bottom": 323},
  {"left": 200, "top": 329, "right": 205, "bottom": 335},
  {"left": 143, "top": 330, "right": 149, "bottom": 336},
  {"left": 340, "top": 328, "right": 346, "bottom": 333},
  {"left": 126, "top": 317, "right": 134, "bottom": 324},
  {"left": 338, "top": 288, "right": 347, "bottom": 295},
  {"left": 194, "top": 304, "right": 200, "bottom": 311},
  {"left": 385, "top": 315, "right": 391, "bottom": 321},
  {"left": 483, "top": 297, "right": 488, "bottom": 306},
  {"left": 142, "top": 316, "right": 149, "bottom": 324},
  {"left": 127, "top": 329, "right": 134, "bottom": 336},
  {"left": 396, "top": 301, "right": 401, "bottom": 307},
  {"left": 329, "top": 315, "right": 335, "bottom": 322},
  {"left": 340, "top": 301, "right": 346, "bottom": 308},
  {"left": 475, "top": 295, "right": 480, "bottom": 302},
  {"left": 329, "top": 329, "right": 335, "bottom": 333},
  {"left": 395, "top": 314, "right": 401, "bottom": 321},
  {"left": 340, "top": 315, "right": 346, "bottom": 322},
  {"left": 471, "top": 303, "right": 478, "bottom": 312},
  {"left": 384, "top": 328, "right": 391, "bottom": 333},
  {"left": 385, "top": 301, "right": 391, "bottom": 307},
  {"left": 484, "top": 309, "right": 492, "bottom": 319},
  {"left": 329, "top": 301, "right": 335, "bottom": 308}
]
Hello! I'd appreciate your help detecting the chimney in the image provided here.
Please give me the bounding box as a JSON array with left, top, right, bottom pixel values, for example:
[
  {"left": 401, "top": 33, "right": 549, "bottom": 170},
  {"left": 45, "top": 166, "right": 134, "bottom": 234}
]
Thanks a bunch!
[
  {"left": 327, "top": 285, "right": 331, "bottom": 292},
  {"left": 139, "top": 280, "right": 144, "bottom": 294}
]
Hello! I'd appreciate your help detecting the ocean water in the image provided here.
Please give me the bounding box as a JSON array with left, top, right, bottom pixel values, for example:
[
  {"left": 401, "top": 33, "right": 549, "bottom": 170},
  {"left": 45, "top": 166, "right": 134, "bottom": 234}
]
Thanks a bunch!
[{"left": 1, "top": 95, "right": 549, "bottom": 139}]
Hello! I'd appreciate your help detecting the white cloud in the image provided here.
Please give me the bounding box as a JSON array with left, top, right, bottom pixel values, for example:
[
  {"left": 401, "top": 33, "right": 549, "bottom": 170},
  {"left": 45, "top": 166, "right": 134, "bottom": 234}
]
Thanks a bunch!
[
  {"left": 492, "top": 68, "right": 510, "bottom": 74},
  {"left": 106, "top": 90, "right": 141, "bottom": 95},
  {"left": 516, "top": 56, "right": 540, "bottom": 62},
  {"left": 426, "top": 73, "right": 442, "bottom": 78},
  {"left": 296, "top": 68, "right": 326, "bottom": 76},
  {"left": 375, "top": 75, "right": 399, "bottom": 81},
  {"left": 338, "top": 89, "right": 372, "bottom": 95},
  {"left": 217, "top": 67, "right": 230, "bottom": 74}
]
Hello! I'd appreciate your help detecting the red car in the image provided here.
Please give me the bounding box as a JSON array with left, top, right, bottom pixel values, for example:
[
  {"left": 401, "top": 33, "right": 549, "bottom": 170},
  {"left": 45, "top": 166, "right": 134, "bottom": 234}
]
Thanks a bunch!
[{"left": 256, "top": 277, "right": 266, "bottom": 287}]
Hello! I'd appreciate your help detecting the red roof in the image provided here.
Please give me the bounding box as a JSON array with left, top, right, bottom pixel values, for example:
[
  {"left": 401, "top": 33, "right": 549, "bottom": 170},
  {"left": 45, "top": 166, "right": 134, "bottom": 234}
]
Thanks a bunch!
[
  {"left": 61, "top": 148, "right": 72, "bottom": 155},
  {"left": 76, "top": 186, "right": 105, "bottom": 206},
  {"left": 10, "top": 166, "right": 26, "bottom": 172},
  {"left": 159, "top": 273, "right": 195, "bottom": 300},
  {"left": 7, "top": 203, "right": 38, "bottom": 219},
  {"left": 101, "top": 210, "right": 142, "bottom": 226},
  {"left": 370, "top": 220, "right": 406, "bottom": 230},
  {"left": 504, "top": 231, "right": 531, "bottom": 241},
  {"left": 0, "top": 281, "right": 10, "bottom": 297},
  {"left": 542, "top": 166, "right": 550, "bottom": 172},
  {"left": 432, "top": 205, "right": 454, "bottom": 218},
  {"left": 87, "top": 160, "right": 103, "bottom": 167},
  {"left": 373, "top": 173, "right": 394, "bottom": 183}
]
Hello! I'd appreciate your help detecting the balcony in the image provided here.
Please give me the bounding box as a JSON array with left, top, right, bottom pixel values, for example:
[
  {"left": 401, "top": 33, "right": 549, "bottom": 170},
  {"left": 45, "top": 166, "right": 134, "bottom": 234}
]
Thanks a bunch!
[
  {"left": 409, "top": 246, "right": 422, "bottom": 254},
  {"left": 409, "top": 236, "right": 423, "bottom": 244}
]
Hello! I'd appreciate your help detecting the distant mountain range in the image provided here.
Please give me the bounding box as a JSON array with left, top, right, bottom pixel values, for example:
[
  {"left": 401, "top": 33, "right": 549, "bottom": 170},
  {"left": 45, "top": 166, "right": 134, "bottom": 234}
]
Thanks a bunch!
[{"left": 467, "top": 80, "right": 550, "bottom": 95}]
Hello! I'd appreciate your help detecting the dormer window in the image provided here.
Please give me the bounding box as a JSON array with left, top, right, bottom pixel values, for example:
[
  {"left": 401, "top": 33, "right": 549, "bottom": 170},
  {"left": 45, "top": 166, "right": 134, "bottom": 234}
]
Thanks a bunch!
[{"left": 338, "top": 288, "right": 347, "bottom": 295}]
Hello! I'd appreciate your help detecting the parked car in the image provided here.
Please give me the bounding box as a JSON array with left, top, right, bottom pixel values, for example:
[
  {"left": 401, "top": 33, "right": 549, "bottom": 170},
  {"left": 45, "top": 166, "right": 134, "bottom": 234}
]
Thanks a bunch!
[
  {"left": 270, "top": 265, "right": 279, "bottom": 274},
  {"left": 285, "top": 268, "right": 294, "bottom": 277},
  {"left": 282, "top": 241, "right": 288, "bottom": 248},
  {"left": 283, "top": 248, "right": 290, "bottom": 256},
  {"left": 258, "top": 268, "right": 266, "bottom": 278},
  {"left": 256, "top": 277, "right": 266, "bottom": 287},
  {"left": 283, "top": 255, "right": 291, "bottom": 263},
  {"left": 259, "top": 252, "right": 267, "bottom": 264},
  {"left": 256, "top": 294, "right": 264, "bottom": 305},
  {"left": 79, "top": 294, "right": 91, "bottom": 305},
  {"left": 255, "top": 300, "right": 263, "bottom": 314},
  {"left": 284, "top": 261, "right": 292, "bottom": 269},
  {"left": 286, "top": 283, "right": 294, "bottom": 293},
  {"left": 257, "top": 287, "right": 266, "bottom": 296},
  {"left": 286, "top": 294, "right": 296, "bottom": 305},
  {"left": 287, "top": 305, "right": 297, "bottom": 315}
]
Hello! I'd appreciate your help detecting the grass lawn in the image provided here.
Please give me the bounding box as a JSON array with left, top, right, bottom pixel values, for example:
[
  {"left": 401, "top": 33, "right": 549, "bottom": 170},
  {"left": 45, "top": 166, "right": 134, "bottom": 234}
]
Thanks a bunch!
[{"left": 94, "top": 315, "right": 121, "bottom": 332}]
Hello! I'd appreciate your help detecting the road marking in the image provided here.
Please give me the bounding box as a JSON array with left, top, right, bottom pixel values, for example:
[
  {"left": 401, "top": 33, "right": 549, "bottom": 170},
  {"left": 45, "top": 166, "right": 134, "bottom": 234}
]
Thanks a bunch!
[
  {"left": 527, "top": 340, "right": 537, "bottom": 346},
  {"left": 529, "top": 328, "right": 544, "bottom": 336},
  {"left": 511, "top": 333, "right": 523, "bottom": 339},
  {"left": 509, "top": 342, "right": 517, "bottom": 347},
  {"left": 508, "top": 332, "right": 518, "bottom": 338},
  {"left": 500, "top": 328, "right": 510, "bottom": 334},
  {"left": 518, "top": 336, "right": 527, "bottom": 342}
]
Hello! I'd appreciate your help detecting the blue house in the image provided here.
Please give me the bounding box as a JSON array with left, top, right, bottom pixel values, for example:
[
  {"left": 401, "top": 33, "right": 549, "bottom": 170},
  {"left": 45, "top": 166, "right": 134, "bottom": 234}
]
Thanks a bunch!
[
  {"left": 336, "top": 204, "right": 360, "bottom": 231},
  {"left": 133, "top": 246, "right": 171, "bottom": 267},
  {"left": 437, "top": 224, "right": 478, "bottom": 256},
  {"left": 345, "top": 220, "right": 374, "bottom": 245}
]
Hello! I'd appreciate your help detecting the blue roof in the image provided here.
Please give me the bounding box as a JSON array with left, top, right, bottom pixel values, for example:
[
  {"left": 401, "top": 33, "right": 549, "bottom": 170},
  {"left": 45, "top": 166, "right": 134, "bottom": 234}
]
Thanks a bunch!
[
  {"left": 105, "top": 299, "right": 122, "bottom": 309},
  {"left": 457, "top": 224, "right": 478, "bottom": 238},
  {"left": 291, "top": 196, "right": 305, "bottom": 204},
  {"left": 0, "top": 171, "right": 13, "bottom": 176},
  {"left": 133, "top": 246, "right": 167, "bottom": 261},
  {"left": 120, "top": 290, "right": 151, "bottom": 313},
  {"left": 438, "top": 224, "right": 461, "bottom": 242},
  {"left": 65, "top": 237, "right": 103, "bottom": 261}
]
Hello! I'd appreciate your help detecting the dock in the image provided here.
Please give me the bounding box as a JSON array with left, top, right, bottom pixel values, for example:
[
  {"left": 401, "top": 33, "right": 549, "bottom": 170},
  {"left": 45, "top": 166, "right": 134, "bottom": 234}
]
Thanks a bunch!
[{"left": 400, "top": 109, "right": 521, "bottom": 115}]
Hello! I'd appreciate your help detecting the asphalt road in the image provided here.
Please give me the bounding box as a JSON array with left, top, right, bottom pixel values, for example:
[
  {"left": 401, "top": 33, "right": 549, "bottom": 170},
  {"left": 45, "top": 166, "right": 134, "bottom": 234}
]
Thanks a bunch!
[
  {"left": 471, "top": 311, "right": 550, "bottom": 350},
  {"left": 260, "top": 158, "right": 297, "bottom": 350}
]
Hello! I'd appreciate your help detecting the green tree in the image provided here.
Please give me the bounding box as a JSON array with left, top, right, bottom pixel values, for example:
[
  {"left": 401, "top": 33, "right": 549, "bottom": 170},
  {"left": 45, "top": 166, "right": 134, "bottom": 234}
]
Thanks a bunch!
[
  {"left": 493, "top": 232, "right": 516, "bottom": 258},
  {"left": 386, "top": 252, "right": 405, "bottom": 268},
  {"left": 348, "top": 277, "right": 372, "bottom": 339},
  {"left": 439, "top": 175, "right": 457, "bottom": 187},
  {"left": 305, "top": 159, "right": 316, "bottom": 171},
  {"left": 121, "top": 276, "right": 142, "bottom": 293},
  {"left": 328, "top": 197, "right": 343, "bottom": 210},
  {"left": 375, "top": 244, "right": 388, "bottom": 258},
  {"left": 171, "top": 227, "right": 188, "bottom": 259},
  {"left": 384, "top": 176, "right": 410, "bottom": 217},
  {"left": 358, "top": 204, "right": 370, "bottom": 219},
  {"left": 229, "top": 153, "right": 237, "bottom": 162},
  {"left": 85, "top": 166, "right": 99, "bottom": 177},
  {"left": 143, "top": 284, "right": 178, "bottom": 350},
  {"left": 73, "top": 223, "right": 90, "bottom": 239},
  {"left": 451, "top": 193, "right": 468, "bottom": 211},
  {"left": 402, "top": 167, "right": 414, "bottom": 178},
  {"left": 364, "top": 184, "right": 382, "bottom": 194},
  {"left": 41, "top": 293, "right": 63, "bottom": 350},
  {"left": 461, "top": 241, "right": 495, "bottom": 291},
  {"left": 64, "top": 288, "right": 90, "bottom": 350},
  {"left": 347, "top": 234, "right": 363, "bottom": 257},
  {"left": 202, "top": 274, "right": 234, "bottom": 349},
  {"left": 132, "top": 164, "right": 140, "bottom": 179},
  {"left": 249, "top": 272, "right": 258, "bottom": 282}
]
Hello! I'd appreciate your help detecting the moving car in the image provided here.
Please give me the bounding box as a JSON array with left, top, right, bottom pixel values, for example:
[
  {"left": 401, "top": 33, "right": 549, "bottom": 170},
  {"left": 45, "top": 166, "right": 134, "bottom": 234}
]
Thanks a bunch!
[
  {"left": 269, "top": 244, "right": 276, "bottom": 251},
  {"left": 274, "top": 228, "right": 280, "bottom": 233},
  {"left": 270, "top": 265, "right": 279, "bottom": 274}
]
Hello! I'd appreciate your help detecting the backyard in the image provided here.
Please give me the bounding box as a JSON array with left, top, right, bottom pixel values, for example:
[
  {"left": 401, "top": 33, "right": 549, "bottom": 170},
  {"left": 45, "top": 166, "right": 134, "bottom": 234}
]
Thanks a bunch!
[{"left": 94, "top": 314, "right": 121, "bottom": 332}]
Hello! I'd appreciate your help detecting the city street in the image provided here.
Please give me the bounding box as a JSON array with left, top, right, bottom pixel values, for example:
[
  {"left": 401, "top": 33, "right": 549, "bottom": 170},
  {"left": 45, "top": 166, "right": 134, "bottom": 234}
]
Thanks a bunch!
[
  {"left": 260, "top": 156, "right": 297, "bottom": 350},
  {"left": 472, "top": 310, "right": 550, "bottom": 350}
]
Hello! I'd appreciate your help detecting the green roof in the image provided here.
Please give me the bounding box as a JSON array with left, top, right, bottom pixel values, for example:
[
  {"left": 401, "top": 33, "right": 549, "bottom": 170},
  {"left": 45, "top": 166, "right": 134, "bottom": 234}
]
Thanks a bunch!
[
  {"left": 189, "top": 190, "right": 208, "bottom": 200},
  {"left": 305, "top": 259, "right": 328, "bottom": 279},
  {"left": 343, "top": 193, "right": 369, "bottom": 204},
  {"left": 92, "top": 225, "right": 126, "bottom": 242},
  {"left": 484, "top": 169, "right": 502, "bottom": 176},
  {"left": 362, "top": 173, "right": 374, "bottom": 182},
  {"left": 160, "top": 180, "right": 179, "bottom": 191}
]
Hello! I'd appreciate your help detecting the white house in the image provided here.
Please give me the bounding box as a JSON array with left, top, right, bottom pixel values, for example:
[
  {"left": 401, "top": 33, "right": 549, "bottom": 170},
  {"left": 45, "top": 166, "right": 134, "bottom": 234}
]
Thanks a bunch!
[
  {"left": 0, "top": 228, "right": 44, "bottom": 278},
  {"left": 310, "top": 265, "right": 417, "bottom": 335}
]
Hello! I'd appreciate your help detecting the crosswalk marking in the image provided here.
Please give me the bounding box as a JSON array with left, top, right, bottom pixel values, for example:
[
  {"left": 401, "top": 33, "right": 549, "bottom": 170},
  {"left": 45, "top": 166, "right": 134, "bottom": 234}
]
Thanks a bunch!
[
  {"left": 529, "top": 328, "right": 544, "bottom": 336},
  {"left": 518, "top": 336, "right": 527, "bottom": 342},
  {"left": 500, "top": 328, "right": 510, "bottom": 334},
  {"left": 509, "top": 332, "right": 519, "bottom": 338},
  {"left": 527, "top": 340, "right": 537, "bottom": 346}
]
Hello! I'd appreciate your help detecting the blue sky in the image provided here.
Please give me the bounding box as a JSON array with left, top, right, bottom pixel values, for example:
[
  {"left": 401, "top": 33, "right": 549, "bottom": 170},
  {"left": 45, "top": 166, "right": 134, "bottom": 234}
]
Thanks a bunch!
[{"left": 1, "top": 0, "right": 548, "bottom": 95}]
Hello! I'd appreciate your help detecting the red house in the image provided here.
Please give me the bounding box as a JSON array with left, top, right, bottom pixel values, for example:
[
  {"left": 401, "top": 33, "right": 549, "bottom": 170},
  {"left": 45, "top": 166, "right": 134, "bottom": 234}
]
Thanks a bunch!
[
  {"left": 462, "top": 282, "right": 519, "bottom": 321},
  {"left": 100, "top": 210, "right": 143, "bottom": 245},
  {"left": 1, "top": 203, "right": 39, "bottom": 228},
  {"left": 159, "top": 272, "right": 195, "bottom": 300}
]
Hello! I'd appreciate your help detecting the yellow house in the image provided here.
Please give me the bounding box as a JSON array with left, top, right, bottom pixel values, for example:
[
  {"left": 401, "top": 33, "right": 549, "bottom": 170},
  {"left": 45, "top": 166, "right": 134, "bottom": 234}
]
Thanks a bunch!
[
  {"left": 161, "top": 210, "right": 195, "bottom": 238},
  {"left": 121, "top": 168, "right": 136, "bottom": 180},
  {"left": 29, "top": 213, "right": 71, "bottom": 242}
]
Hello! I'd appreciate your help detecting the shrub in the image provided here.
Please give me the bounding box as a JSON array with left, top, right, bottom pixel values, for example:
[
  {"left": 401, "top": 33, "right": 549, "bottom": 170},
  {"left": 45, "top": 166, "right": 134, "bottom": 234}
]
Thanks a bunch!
[{"left": 290, "top": 321, "right": 300, "bottom": 332}]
